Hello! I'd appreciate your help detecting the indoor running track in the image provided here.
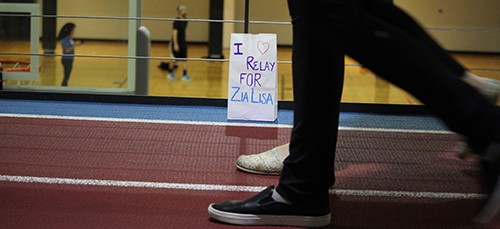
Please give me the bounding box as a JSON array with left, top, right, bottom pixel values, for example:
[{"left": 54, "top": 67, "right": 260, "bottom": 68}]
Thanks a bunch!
[{"left": 0, "top": 99, "right": 498, "bottom": 229}]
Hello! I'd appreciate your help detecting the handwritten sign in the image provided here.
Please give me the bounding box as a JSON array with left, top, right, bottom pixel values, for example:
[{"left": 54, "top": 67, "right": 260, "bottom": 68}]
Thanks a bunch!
[{"left": 227, "top": 33, "right": 278, "bottom": 121}]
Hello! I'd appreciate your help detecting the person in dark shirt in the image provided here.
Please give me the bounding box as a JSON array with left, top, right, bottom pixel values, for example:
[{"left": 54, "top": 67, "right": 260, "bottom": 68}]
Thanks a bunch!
[{"left": 167, "top": 4, "right": 190, "bottom": 81}]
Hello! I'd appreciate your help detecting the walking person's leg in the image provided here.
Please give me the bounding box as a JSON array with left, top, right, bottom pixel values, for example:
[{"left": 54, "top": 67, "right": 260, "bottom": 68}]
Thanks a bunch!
[
  {"left": 209, "top": 0, "right": 346, "bottom": 227},
  {"left": 209, "top": 0, "right": 500, "bottom": 226},
  {"left": 341, "top": 0, "right": 500, "bottom": 223},
  {"left": 275, "top": 0, "right": 345, "bottom": 208}
]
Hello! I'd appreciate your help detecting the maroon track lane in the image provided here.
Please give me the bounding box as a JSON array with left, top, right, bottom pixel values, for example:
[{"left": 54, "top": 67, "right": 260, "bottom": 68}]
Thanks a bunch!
[
  {"left": 0, "top": 182, "right": 495, "bottom": 229},
  {"left": 0, "top": 116, "right": 497, "bottom": 228}
]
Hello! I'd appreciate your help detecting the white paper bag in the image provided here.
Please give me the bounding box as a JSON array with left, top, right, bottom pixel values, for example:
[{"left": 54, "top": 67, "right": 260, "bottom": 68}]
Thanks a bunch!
[{"left": 227, "top": 33, "right": 278, "bottom": 121}]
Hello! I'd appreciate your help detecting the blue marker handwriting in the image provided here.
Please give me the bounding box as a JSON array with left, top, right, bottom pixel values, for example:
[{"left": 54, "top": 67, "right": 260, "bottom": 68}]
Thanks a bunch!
[{"left": 230, "top": 86, "right": 274, "bottom": 105}]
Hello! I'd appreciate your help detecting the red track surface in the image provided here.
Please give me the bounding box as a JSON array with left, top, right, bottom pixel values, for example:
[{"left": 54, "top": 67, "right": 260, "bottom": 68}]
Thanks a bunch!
[{"left": 0, "top": 117, "right": 498, "bottom": 228}]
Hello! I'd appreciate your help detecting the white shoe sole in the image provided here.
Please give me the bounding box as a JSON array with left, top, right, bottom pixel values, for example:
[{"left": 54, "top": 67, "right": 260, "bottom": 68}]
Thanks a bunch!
[
  {"left": 208, "top": 204, "right": 331, "bottom": 227},
  {"left": 235, "top": 163, "right": 281, "bottom": 175}
]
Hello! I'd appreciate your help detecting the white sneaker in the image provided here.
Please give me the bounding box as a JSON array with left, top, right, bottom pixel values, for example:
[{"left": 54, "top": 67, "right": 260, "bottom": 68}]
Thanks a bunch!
[
  {"left": 182, "top": 74, "right": 191, "bottom": 81},
  {"left": 456, "top": 140, "right": 473, "bottom": 159},
  {"left": 236, "top": 147, "right": 284, "bottom": 175},
  {"left": 480, "top": 78, "right": 500, "bottom": 103},
  {"left": 167, "top": 72, "right": 175, "bottom": 80}
]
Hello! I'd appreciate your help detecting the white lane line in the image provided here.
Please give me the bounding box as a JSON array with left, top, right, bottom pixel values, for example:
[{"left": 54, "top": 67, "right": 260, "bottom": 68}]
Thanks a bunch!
[
  {"left": 0, "top": 175, "right": 484, "bottom": 200},
  {"left": 0, "top": 113, "right": 453, "bottom": 134}
]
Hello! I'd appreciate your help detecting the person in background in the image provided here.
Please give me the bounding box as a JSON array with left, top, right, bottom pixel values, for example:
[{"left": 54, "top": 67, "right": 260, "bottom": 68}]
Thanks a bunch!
[
  {"left": 167, "top": 4, "right": 191, "bottom": 81},
  {"left": 58, "top": 23, "right": 77, "bottom": 87},
  {"left": 208, "top": 0, "right": 500, "bottom": 227}
]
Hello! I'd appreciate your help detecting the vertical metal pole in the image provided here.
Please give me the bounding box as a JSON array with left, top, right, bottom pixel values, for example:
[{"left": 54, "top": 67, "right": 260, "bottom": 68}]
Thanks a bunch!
[
  {"left": 244, "top": 0, "right": 249, "bottom": 33},
  {"left": 42, "top": 0, "right": 56, "bottom": 54},
  {"left": 281, "top": 75, "right": 285, "bottom": 100},
  {"left": 207, "top": 0, "right": 224, "bottom": 59},
  {"left": 128, "top": 0, "right": 141, "bottom": 93},
  {"left": 135, "top": 26, "right": 150, "bottom": 95}
]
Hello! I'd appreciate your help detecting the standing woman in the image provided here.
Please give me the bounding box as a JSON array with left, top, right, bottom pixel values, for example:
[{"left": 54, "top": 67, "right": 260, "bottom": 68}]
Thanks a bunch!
[{"left": 58, "top": 23, "right": 76, "bottom": 86}]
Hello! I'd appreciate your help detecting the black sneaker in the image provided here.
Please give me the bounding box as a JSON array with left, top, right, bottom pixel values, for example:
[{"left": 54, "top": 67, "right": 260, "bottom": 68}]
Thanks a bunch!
[
  {"left": 208, "top": 186, "right": 331, "bottom": 227},
  {"left": 475, "top": 142, "right": 500, "bottom": 224}
]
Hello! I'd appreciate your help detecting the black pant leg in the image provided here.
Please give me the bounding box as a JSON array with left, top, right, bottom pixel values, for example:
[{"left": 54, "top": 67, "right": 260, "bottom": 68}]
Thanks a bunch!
[
  {"left": 343, "top": 0, "right": 498, "bottom": 152},
  {"left": 276, "top": 0, "right": 345, "bottom": 205},
  {"left": 364, "top": 1, "right": 465, "bottom": 76},
  {"left": 61, "top": 58, "right": 73, "bottom": 86}
]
